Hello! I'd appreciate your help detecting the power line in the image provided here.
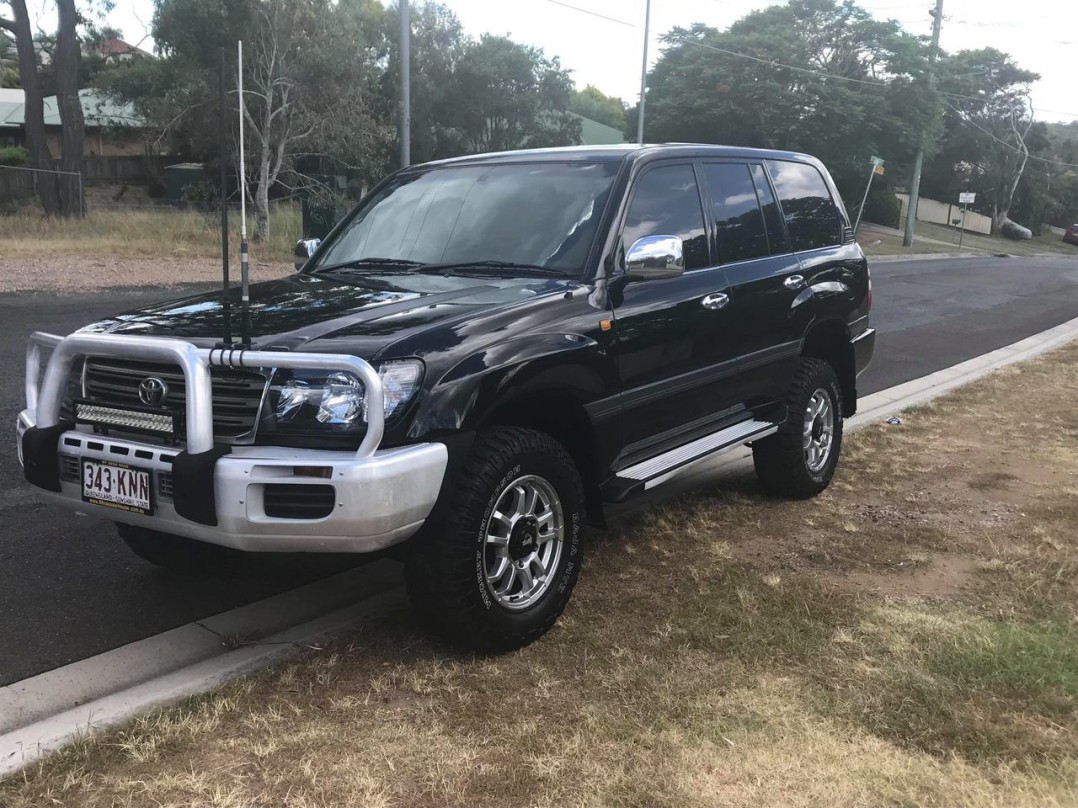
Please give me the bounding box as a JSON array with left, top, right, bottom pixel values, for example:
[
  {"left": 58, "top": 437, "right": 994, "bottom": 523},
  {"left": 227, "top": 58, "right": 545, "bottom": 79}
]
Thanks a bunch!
[
  {"left": 546, "top": 0, "right": 893, "bottom": 89},
  {"left": 546, "top": 0, "right": 635, "bottom": 28},
  {"left": 544, "top": 0, "right": 1078, "bottom": 119},
  {"left": 945, "top": 102, "right": 1078, "bottom": 168}
]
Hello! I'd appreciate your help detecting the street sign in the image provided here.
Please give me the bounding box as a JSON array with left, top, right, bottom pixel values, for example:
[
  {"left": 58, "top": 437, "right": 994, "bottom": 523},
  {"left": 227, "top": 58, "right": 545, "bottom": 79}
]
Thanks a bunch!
[
  {"left": 959, "top": 192, "right": 976, "bottom": 204},
  {"left": 854, "top": 157, "right": 886, "bottom": 234}
]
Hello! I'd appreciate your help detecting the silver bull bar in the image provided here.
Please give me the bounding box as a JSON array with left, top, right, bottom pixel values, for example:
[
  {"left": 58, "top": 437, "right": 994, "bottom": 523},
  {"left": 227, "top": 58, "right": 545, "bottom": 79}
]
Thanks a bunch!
[
  {"left": 20, "top": 331, "right": 448, "bottom": 553},
  {"left": 27, "top": 331, "right": 386, "bottom": 456}
]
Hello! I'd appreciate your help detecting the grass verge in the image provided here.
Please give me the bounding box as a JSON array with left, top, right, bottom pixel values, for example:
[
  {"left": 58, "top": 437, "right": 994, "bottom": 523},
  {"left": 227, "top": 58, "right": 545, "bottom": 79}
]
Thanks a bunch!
[
  {"left": 3, "top": 344, "right": 1078, "bottom": 806},
  {"left": 0, "top": 204, "right": 302, "bottom": 261},
  {"left": 860, "top": 220, "right": 1078, "bottom": 259}
]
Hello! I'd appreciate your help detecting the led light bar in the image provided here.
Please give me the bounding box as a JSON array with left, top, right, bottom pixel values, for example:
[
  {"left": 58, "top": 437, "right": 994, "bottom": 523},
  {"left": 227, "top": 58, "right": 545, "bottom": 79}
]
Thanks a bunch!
[{"left": 75, "top": 402, "right": 176, "bottom": 434}]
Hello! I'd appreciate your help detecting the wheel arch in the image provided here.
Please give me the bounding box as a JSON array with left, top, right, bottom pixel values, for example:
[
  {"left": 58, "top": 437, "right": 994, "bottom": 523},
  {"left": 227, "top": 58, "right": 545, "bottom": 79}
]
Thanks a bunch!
[
  {"left": 479, "top": 389, "right": 607, "bottom": 529},
  {"left": 801, "top": 317, "right": 857, "bottom": 415}
]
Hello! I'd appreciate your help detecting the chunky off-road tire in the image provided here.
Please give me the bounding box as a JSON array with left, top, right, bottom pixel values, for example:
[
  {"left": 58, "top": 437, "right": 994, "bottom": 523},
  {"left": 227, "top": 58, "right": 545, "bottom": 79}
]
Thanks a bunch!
[
  {"left": 752, "top": 357, "right": 843, "bottom": 499},
  {"left": 404, "top": 427, "right": 586, "bottom": 653},
  {"left": 116, "top": 523, "right": 238, "bottom": 575}
]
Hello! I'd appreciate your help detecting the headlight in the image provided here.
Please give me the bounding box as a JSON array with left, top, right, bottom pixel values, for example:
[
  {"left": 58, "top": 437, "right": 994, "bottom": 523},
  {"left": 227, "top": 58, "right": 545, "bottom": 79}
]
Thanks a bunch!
[{"left": 261, "top": 360, "right": 423, "bottom": 434}]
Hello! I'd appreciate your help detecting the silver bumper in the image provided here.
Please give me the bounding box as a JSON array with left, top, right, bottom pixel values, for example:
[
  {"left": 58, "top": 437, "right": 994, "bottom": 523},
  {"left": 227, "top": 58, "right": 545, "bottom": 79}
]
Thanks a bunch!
[{"left": 20, "top": 332, "right": 447, "bottom": 553}]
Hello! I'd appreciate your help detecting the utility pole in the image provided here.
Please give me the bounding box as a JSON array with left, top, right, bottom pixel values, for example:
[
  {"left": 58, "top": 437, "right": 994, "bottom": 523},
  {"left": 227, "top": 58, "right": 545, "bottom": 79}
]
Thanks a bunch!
[
  {"left": 636, "top": 0, "right": 651, "bottom": 145},
  {"left": 400, "top": 0, "right": 411, "bottom": 168},
  {"left": 902, "top": 0, "right": 944, "bottom": 247}
]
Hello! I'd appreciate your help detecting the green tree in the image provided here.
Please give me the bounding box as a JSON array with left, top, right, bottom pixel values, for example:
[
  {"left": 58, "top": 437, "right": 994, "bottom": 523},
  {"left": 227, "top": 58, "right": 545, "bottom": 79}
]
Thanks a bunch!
[
  {"left": 444, "top": 35, "right": 581, "bottom": 154},
  {"left": 924, "top": 48, "right": 1041, "bottom": 231},
  {"left": 0, "top": 30, "right": 17, "bottom": 87},
  {"left": 379, "top": 2, "right": 466, "bottom": 166},
  {"left": 1, "top": 0, "right": 86, "bottom": 217},
  {"left": 102, "top": 0, "right": 391, "bottom": 241},
  {"left": 635, "top": 0, "right": 934, "bottom": 206},
  {"left": 570, "top": 84, "right": 625, "bottom": 131}
]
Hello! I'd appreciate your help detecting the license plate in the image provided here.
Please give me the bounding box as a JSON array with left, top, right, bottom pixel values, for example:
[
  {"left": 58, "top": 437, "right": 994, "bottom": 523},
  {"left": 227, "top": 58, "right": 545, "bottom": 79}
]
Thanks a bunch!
[{"left": 82, "top": 459, "right": 153, "bottom": 516}]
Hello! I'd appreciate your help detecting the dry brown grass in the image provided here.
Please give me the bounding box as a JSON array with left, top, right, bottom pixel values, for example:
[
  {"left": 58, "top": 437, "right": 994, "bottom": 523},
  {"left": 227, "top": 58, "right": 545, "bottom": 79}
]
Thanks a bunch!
[
  {"left": 1, "top": 204, "right": 302, "bottom": 261},
  {"left": 3, "top": 344, "right": 1078, "bottom": 807}
]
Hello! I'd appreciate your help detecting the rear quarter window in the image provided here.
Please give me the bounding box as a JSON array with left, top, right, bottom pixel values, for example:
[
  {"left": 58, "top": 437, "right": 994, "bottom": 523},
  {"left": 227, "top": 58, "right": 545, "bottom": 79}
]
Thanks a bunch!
[{"left": 765, "top": 160, "right": 845, "bottom": 252}]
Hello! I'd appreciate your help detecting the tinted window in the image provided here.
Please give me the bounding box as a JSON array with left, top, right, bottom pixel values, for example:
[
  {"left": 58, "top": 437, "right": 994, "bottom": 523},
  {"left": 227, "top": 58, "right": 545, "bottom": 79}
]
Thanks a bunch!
[
  {"left": 314, "top": 162, "right": 618, "bottom": 275},
  {"left": 702, "top": 163, "right": 769, "bottom": 264},
  {"left": 623, "top": 164, "right": 709, "bottom": 270},
  {"left": 751, "top": 163, "right": 790, "bottom": 255},
  {"left": 765, "top": 160, "right": 844, "bottom": 252}
]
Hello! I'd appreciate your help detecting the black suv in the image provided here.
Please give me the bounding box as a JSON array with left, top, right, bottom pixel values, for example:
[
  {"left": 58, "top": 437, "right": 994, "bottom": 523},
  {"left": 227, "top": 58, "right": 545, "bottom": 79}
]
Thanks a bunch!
[{"left": 19, "top": 144, "right": 874, "bottom": 651}]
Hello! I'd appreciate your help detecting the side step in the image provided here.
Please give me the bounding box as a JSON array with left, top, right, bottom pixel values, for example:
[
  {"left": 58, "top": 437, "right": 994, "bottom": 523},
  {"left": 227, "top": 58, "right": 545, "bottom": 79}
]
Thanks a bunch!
[{"left": 602, "top": 418, "right": 780, "bottom": 503}]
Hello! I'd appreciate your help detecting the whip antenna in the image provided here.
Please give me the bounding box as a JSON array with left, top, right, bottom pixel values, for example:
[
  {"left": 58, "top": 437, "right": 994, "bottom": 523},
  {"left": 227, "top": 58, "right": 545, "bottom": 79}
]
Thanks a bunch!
[
  {"left": 218, "top": 47, "right": 232, "bottom": 345},
  {"left": 237, "top": 39, "right": 251, "bottom": 345}
]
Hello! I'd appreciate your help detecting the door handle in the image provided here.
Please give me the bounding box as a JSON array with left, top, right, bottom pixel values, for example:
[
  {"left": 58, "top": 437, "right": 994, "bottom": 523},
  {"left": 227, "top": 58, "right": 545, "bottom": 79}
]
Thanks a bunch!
[
  {"left": 784, "top": 274, "right": 805, "bottom": 290},
  {"left": 701, "top": 292, "right": 729, "bottom": 311}
]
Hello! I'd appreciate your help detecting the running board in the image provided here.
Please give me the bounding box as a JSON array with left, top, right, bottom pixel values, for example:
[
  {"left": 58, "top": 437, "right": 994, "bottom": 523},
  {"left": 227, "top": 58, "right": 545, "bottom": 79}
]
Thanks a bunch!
[{"left": 603, "top": 418, "right": 780, "bottom": 502}]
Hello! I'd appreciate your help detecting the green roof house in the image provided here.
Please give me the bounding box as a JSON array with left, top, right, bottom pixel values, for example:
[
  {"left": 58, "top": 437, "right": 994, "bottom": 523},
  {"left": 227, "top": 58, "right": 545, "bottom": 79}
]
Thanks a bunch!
[{"left": 571, "top": 113, "right": 628, "bottom": 146}]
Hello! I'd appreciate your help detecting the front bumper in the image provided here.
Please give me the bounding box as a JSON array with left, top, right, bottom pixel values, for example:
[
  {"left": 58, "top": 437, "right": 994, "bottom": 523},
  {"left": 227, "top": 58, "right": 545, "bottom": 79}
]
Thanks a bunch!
[
  {"left": 18, "top": 332, "right": 447, "bottom": 553},
  {"left": 17, "top": 409, "right": 447, "bottom": 553}
]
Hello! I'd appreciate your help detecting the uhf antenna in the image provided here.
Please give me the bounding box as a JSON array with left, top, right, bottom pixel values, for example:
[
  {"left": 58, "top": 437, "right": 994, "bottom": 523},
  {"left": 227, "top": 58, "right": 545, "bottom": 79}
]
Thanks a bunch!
[
  {"left": 237, "top": 39, "right": 251, "bottom": 346},
  {"left": 218, "top": 48, "right": 232, "bottom": 345}
]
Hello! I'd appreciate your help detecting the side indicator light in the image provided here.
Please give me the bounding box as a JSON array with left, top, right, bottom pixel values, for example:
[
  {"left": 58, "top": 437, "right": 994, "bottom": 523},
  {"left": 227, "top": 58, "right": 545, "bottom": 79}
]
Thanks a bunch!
[{"left": 600, "top": 319, "right": 613, "bottom": 332}]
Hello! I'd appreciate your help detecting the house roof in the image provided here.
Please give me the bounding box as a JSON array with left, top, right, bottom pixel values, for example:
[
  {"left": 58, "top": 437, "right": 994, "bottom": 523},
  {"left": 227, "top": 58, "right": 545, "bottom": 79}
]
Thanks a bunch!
[
  {"left": 0, "top": 89, "right": 23, "bottom": 129},
  {"left": 100, "top": 37, "right": 150, "bottom": 57},
  {"left": 0, "top": 88, "right": 143, "bottom": 129},
  {"left": 571, "top": 113, "right": 628, "bottom": 146}
]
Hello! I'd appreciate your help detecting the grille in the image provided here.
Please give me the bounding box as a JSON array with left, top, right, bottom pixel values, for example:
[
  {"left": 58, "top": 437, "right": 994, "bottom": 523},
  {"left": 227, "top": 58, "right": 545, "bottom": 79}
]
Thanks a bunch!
[
  {"left": 82, "top": 359, "right": 268, "bottom": 441},
  {"left": 59, "top": 454, "right": 80, "bottom": 482},
  {"left": 158, "top": 471, "right": 174, "bottom": 501},
  {"left": 263, "top": 484, "right": 336, "bottom": 520}
]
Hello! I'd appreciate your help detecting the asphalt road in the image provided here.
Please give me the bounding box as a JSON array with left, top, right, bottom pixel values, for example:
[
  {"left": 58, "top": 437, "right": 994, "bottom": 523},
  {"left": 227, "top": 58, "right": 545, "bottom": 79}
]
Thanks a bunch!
[{"left": 2, "top": 255, "right": 1077, "bottom": 685}]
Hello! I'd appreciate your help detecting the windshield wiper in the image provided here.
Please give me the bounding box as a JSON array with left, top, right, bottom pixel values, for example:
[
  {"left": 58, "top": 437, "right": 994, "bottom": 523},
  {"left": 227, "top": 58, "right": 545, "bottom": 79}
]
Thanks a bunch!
[
  {"left": 316, "top": 257, "right": 426, "bottom": 273},
  {"left": 414, "top": 261, "right": 567, "bottom": 278}
]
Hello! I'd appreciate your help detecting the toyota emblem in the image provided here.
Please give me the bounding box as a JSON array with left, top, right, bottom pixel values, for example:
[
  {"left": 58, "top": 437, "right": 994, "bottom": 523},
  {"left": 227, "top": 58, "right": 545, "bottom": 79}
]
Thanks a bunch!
[{"left": 138, "top": 377, "right": 169, "bottom": 407}]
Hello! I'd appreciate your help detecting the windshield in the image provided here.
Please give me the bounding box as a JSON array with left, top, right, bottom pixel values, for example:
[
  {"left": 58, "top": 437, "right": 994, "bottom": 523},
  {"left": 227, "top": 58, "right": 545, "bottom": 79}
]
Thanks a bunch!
[{"left": 312, "top": 161, "right": 619, "bottom": 276}]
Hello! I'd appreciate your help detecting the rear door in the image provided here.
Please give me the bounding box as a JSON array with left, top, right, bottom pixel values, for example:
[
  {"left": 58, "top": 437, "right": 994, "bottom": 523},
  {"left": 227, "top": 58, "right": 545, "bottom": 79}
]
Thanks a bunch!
[
  {"left": 608, "top": 161, "right": 744, "bottom": 465},
  {"left": 765, "top": 158, "right": 864, "bottom": 393},
  {"left": 701, "top": 161, "right": 809, "bottom": 410}
]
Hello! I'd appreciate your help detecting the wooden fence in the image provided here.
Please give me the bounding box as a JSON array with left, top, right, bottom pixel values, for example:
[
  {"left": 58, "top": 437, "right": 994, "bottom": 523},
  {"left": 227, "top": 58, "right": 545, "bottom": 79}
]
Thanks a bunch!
[
  {"left": 1, "top": 155, "right": 165, "bottom": 202},
  {"left": 896, "top": 193, "right": 993, "bottom": 235}
]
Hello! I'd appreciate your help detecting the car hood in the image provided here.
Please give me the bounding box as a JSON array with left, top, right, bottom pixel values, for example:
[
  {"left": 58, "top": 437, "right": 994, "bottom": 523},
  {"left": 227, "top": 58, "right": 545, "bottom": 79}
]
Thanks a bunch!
[{"left": 79, "top": 271, "right": 569, "bottom": 356}]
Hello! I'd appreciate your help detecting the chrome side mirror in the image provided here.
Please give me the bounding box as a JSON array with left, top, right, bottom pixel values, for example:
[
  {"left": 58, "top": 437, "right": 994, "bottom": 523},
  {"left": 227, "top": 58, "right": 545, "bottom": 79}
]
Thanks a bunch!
[
  {"left": 294, "top": 238, "right": 321, "bottom": 271},
  {"left": 625, "top": 235, "right": 684, "bottom": 280}
]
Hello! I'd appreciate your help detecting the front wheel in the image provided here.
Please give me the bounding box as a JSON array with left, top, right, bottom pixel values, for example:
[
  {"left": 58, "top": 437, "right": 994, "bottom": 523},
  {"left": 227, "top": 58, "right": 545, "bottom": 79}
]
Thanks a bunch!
[
  {"left": 404, "top": 427, "right": 586, "bottom": 652},
  {"left": 752, "top": 357, "right": 843, "bottom": 499}
]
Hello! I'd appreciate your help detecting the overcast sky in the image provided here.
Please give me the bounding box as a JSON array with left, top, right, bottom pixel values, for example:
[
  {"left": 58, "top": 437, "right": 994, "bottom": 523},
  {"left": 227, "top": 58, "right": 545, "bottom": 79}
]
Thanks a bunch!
[{"left": 97, "top": 0, "right": 1076, "bottom": 123}]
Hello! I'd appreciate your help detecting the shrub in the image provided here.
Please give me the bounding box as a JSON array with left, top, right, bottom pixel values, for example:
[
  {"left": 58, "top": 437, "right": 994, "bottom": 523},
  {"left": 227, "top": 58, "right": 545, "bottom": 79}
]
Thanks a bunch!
[
  {"left": 859, "top": 185, "right": 901, "bottom": 229},
  {"left": 0, "top": 145, "right": 29, "bottom": 167}
]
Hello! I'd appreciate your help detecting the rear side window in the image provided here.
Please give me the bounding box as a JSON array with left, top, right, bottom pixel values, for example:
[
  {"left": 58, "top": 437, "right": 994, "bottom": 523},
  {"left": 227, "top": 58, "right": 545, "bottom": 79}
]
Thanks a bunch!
[
  {"left": 701, "top": 163, "right": 769, "bottom": 264},
  {"left": 765, "top": 160, "right": 844, "bottom": 252},
  {"left": 623, "top": 164, "right": 710, "bottom": 270},
  {"left": 750, "top": 164, "right": 790, "bottom": 255}
]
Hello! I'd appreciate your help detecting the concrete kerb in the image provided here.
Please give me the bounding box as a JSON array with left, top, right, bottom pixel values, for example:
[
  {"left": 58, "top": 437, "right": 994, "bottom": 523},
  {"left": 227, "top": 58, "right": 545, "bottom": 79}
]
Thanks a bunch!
[
  {"left": 4, "top": 313, "right": 1078, "bottom": 779},
  {"left": 867, "top": 252, "right": 986, "bottom": 263},
  {"left": 0, "top": 561, "right": 403, "bottom": 777}
]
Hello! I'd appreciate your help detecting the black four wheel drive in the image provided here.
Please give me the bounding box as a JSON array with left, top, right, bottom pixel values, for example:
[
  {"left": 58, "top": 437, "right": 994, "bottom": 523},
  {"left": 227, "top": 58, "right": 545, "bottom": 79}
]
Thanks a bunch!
[{"left": 19, "top": 144, "right": 874, "bottom": 651}]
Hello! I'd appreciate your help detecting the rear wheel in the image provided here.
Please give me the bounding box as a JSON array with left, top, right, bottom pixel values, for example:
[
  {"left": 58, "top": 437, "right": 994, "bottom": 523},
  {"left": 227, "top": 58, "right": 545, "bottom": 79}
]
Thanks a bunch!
[
  {"left": 404, "top": 427, "right": 586, "bottom": 652},
  {"left": 752, "top": 357, "right": 843, "bottom": 499},
  {"left": 116, "top": 523, "right": 238, "bottom": 575}
]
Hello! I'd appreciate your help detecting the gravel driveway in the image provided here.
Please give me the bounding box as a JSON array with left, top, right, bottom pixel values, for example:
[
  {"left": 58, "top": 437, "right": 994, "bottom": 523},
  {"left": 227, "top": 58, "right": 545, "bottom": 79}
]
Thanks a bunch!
[{"left": 0, "top": 256, "right": 293, "bottom": 294}]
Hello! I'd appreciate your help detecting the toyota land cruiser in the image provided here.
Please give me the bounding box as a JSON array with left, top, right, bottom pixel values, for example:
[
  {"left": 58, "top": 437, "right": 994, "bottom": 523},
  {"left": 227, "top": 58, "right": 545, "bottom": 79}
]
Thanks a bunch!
[{"left": 19, "top": 144, "right": 875, "bottom": 651}]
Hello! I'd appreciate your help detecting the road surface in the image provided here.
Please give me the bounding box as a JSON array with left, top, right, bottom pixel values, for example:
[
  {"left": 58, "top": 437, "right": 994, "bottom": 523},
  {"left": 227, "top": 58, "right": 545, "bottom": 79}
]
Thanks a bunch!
[{"left": 2, "top": 255, "right": 1076, "bottom": 684}]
